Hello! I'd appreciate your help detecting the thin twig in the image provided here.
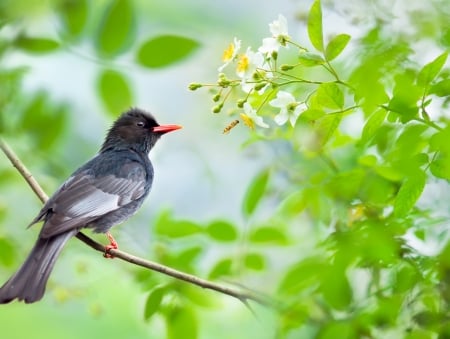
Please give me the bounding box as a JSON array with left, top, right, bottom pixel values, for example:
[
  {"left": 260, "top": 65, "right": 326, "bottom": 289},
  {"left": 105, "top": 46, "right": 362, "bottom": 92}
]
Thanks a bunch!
[
  {"left": 0, "top": 137, "right": 273, "bottom": 307},
  {"left": 76, "top": 232, "right": 272, "bottom": 306},
  {"left": 0, "top": 138, "right": 48, "bottom": 203}
]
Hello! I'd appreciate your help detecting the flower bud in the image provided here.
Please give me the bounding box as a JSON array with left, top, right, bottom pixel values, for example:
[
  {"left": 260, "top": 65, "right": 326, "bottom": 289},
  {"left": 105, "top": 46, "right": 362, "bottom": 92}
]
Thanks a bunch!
[
  {"left": 254, "top": 82, "right": 267, "bottom": 91},
  {"left": 237, "top": 99, "right": 246, "bottom": 108},
  {"left": 212, "top": 103, "right": 224, "bottom": 113},
  {"left": 280, "top": 64, "right": 294, "bottom": 71},
  {"left": 188, "top": 83, "right": 202, "bottom": 90}
]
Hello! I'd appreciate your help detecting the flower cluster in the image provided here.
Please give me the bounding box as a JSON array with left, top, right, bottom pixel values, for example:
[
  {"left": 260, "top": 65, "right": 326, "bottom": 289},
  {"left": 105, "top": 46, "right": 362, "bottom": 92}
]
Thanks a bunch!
[
  {"left": 189, "top": 13, "right": 346, "bottom": 133},
  {"left": 214, "top": 14, "right": 305, "bottom": 130}
]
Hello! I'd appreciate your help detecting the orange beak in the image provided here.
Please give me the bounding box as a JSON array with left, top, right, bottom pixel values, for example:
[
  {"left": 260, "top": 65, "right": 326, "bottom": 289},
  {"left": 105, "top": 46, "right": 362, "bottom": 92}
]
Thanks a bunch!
[{"left": 152, "top": 125, "right": 183, "bottom": 133}]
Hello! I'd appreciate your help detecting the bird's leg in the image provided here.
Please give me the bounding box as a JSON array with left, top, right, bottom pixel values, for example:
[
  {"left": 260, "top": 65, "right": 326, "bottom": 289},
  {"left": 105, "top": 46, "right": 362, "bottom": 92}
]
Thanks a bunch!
[{"left": 103, "top": 232, "right": 118, "bottom": 258}]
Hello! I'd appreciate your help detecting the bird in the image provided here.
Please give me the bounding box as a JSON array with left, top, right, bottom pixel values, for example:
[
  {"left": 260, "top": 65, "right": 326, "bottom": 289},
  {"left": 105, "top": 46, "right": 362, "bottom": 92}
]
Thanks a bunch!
[{"left": 0, "top": 108, "right": 182, "bottom": 304}]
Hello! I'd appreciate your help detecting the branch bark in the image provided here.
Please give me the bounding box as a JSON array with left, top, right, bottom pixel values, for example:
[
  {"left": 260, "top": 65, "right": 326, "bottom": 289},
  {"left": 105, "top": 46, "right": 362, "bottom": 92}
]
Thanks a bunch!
[{"left": 0, "top": 137, "right": 272, "bottom": 307}]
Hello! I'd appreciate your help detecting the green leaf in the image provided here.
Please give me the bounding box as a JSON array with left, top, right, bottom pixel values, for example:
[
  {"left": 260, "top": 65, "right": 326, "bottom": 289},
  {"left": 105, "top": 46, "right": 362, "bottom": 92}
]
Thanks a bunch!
[
  {"left": 96, "top": 0, "right": 134, "bottom": 57},
  {"left": 358, "top": 155, "right": 377, "bottom": 167},
  {"left": 314, "top": 82, "right": 344, "bottom": 109},
  {"left": 298, "top": 52, "right": 325, "bottom": 67},
  {"left": 174, "top": 246, "right": 203, "bottom": 268},
  {"left": 136, "top": 35, "right": 200, "bottom": 68},
  {"left": 393, "top": 264, "right": 418, "bottom": 293},
  {"left": 325, "top": 34, "right": 350, "bottom": 61},
  {"left": 320, "top": 270, "right": 352, "bottom": 310},
  {"left": 97, "top": 69, "right": 133, "bottom": 115},
  {"left": 14, "top": 36, "right": 59, "bottom": 54},
  {"left": 249, "top": 226, "right": 288, "bottom": 245},
  {"left": 277, "top": 191, "right": 308, "bottom": 217},
  {"left": 208, "top": 258, "right": 233, "bottom": 280},
  {"left": 360, "top": 109, "right": 387, "bottom": 145},
  {"left": 360, "top": 172, "right": 396, "bottom": 204},
  {"left": 317, "top": 321, "right": 355, "bottom": 339},
  {"left": 278, "top": 257, "right": 325, "bottom": 295},
  {"left": 373, "top": 295, "right": 403, "bottom": 326},
  {"left": 59, "top": 0, "right": 88, "bottom": 38},
  {"left": 166, "top": 307, "right": 198, "bottom": 339},
  {"left": 242, "top": 169, "right": 270, "bottom": 217},
  {"left": 429, "top": 79, "right": 450, "bottom": 97},
  {"left": 20, "top": 92, "right": 68, "bottom": 150},
  {"left": 394, "top": 171, "right": 426, "bottom": 217},
  {"left": 325, "top": 169, "right": 365, "bottom": 201},
  {"left": 430, "top": 153, "right": 450, "bottom": 180},
  {"left": 299, "top": 108, "right": 325, "bottom": 122},
  {"left": 144, "top": 286, "right": 166, "bottom": 321},
  {"left": 154, "top": 210, "right": 202, "bottom": 238},
  {"left": 183, "top": 285, "right": 217, "bottom": 308},
  {"left": 206, "top": 220, "right": 237, "bottom": 242},
  {"left": 244, "top": 253, "right": 265, "bottom": 271},
  {"left": 307, "top": 0, "right": 324, "bottom": 52},
  {"left": 389, "top": 71, "right": 422, "bottom": 123},
  {"left": 315, "top": 114, "right": 342, "bottom": 146},
  {"left": 417, "top": 52, "right": 448, "bottom": 87}
]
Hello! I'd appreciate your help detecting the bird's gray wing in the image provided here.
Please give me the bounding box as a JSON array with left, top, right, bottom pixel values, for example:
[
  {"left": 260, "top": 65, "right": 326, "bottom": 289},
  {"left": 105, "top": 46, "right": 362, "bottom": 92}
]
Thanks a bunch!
[{"left": 35, "top": 160, "right": 147, "bottom": 238}]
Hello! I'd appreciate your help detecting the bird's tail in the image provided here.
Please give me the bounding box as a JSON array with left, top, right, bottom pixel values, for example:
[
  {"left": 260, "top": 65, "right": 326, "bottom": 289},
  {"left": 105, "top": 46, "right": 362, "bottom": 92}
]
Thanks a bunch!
[{"left": 0, "top": 231, "right": 76, "bottom": 304}]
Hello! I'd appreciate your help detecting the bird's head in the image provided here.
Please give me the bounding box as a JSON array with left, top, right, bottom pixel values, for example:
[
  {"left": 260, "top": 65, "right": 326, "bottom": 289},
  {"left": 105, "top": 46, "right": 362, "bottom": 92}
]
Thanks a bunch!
[{"left": 101, "top": 108, "right": 182, "bottom": 154}]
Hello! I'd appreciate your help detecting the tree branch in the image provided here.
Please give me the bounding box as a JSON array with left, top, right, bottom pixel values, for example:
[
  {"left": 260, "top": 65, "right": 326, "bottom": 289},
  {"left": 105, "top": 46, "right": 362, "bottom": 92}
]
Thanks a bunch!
[{"left": 0, "top": 137, "right": 273, "bottom": 307}]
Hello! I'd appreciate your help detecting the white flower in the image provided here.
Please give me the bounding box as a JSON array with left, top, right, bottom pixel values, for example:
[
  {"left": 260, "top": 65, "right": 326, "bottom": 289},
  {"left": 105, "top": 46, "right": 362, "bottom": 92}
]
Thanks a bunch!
[
  {"left": 269, "top": 91, "right": 304, "bottom": 127},
  {"left": 236, "top": 47, "right": 264, "bottom": 79},
  {"left": 258, "top": 14, "right": 290, "bottom": 54},
  {"left": 241, "top": 102, "right": 269, "bottom": 129},
  {"left": 259, "top": 37, "right": 280, "bottom": 54},
  {"left": 218, "top": 37, "right": 241, "bottom": 72},
  {"left": 236, "top": 47, "right": 267, "bottom": 93},
  {"left": 269, "top": 14, "right": 289, "bottom": 38}
]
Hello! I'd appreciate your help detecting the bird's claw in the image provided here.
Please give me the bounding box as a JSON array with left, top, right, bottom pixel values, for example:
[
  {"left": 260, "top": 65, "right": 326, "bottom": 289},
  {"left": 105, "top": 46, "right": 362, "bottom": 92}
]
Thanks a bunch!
[{"left": 103, "top": 232, "right": 118, "bottom": 258}]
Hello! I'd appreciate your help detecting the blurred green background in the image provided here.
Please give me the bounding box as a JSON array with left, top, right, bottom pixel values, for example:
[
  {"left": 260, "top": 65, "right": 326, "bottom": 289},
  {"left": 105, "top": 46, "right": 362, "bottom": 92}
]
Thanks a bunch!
[{"left": 0, "top": 0, "right": 449, "bottom": 338}]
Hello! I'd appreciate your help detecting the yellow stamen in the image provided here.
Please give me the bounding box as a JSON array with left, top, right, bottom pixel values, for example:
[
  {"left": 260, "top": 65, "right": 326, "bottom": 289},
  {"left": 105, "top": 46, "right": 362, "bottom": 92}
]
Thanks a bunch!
[
  {"left": 222, "top": 43, "right": 235, "bottom": 62},
  {"left": 240, "top": 113, "right": 254, "bottom": 130},
  {"left": 237, "top": 54, "right": 249, "bottom": 73}
]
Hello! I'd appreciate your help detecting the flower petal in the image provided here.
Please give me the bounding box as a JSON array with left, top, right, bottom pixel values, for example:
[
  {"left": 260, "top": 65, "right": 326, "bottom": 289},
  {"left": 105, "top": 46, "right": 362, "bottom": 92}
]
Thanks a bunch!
[
  {"left": 259, "top": 37, "right": 279, "bottom": 54},
  {"left": 269, "top": 14, "right": 289, "bottom": 37},
  {"left": 274, "top": 109, "right": 289, "bottom": 125}
]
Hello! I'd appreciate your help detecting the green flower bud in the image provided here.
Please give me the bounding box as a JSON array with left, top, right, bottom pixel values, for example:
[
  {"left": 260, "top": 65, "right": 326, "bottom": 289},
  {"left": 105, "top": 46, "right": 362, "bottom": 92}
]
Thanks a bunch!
[
  {"left": 254, "top": 82, "right": 267, "bottom": 91},
  {"left": 280, "top": 64, "right": 294, "bottom": 71},
  {"left": 212, "top": 103, "right": 223, "bottom": 113},
  {"left": 237, "top": 99, "right": 246, "bottom": 108},
  {"left": 188, "top": 83, "right": 202, "bottom": 90},
  {"left": 218, "top": 74, "right": 231, "bottom": 87}
]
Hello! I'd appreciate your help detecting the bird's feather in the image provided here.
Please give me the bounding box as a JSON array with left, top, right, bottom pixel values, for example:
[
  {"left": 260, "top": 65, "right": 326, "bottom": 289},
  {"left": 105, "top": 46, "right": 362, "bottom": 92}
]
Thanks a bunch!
[{"left": 36, "top": 153, "right": 148, "bottom": 238}]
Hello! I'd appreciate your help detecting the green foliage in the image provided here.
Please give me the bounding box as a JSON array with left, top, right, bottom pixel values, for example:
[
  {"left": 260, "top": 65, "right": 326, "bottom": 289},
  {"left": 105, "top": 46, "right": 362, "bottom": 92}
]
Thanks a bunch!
[
  {"left": 191, "top": 0, "right": 450, "bottom": 337},
  {"left": 136, "top": 35, "right": 200, "bottom": 68},
  {"left": 394, "top": 171, "right": 426, "bottom": 217},
  {"left": 144, "top": 285, "right": 166, "bottom": 321},
  {"left": 165, "top": 306, "right": 198, "bottom": 339},
  {"left": 58, "top": 0, "right": 88, "bottom": 39},
  {"left": 154, "top": 209, "right": 202, "bottom": 238},
  {"left": 308, "top": 0, "right": 324, "bottom": 52},
  {"left": 97, "top": 69, "right": 133, "bottom": 115},
  {"left": 206, "top": 220, "right": 237, "bottom": 242},
  {"left": 14, "top": 36, "right": 60, "bottom": 54},
  {"left": 242, "top": 168, "right": 270, "bottom": 217},
  {"left": 95, "top": 0, "right": 135, "bottom": 57},
  {"left": 324, "top": 34, "right": 350, "bottom": 61}
]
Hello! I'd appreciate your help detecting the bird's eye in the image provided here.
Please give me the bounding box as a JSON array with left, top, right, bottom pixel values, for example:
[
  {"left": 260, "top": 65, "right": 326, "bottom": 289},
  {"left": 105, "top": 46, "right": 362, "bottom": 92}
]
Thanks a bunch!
[{"left": 136, "top": 121, "right": 145, "bottom": 127}]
